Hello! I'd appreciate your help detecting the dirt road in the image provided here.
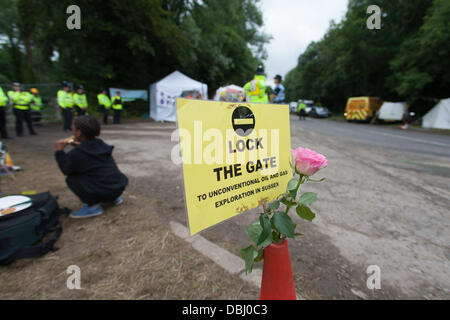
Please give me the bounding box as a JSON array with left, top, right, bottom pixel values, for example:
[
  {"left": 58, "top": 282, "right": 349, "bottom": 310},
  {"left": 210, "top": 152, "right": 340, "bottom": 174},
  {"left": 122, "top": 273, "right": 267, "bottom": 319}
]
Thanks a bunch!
[{"left": 1, "top": 117, "right": 449, "bottom": 299}]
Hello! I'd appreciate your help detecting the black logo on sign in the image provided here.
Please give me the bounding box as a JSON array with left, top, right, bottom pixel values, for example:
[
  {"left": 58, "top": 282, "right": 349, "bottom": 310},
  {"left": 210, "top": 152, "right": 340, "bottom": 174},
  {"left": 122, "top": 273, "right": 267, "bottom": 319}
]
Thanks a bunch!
[{"left": 232, "top": 106, "right": 255, "bottom": 137}]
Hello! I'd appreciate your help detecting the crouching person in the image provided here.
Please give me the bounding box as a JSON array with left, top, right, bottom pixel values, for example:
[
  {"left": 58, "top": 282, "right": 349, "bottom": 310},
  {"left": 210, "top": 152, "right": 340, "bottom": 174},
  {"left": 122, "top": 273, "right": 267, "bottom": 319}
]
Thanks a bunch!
[{"left": 54, "top": 115, "right": 128, "bottom": 219}]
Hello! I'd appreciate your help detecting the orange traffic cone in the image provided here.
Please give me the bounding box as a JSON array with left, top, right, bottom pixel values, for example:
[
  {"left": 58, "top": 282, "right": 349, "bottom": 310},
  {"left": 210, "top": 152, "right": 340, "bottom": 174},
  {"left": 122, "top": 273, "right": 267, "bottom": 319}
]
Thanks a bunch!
[{"left": 260, "top": 239, "right": 297, "bottom": 300}]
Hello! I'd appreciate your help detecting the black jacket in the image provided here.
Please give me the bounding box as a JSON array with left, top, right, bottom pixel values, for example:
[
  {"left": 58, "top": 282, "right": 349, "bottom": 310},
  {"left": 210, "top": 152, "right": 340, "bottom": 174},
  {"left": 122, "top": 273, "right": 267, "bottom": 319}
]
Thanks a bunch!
[{"left": 55, "top": 139, "right": 128, "bottom": 196}]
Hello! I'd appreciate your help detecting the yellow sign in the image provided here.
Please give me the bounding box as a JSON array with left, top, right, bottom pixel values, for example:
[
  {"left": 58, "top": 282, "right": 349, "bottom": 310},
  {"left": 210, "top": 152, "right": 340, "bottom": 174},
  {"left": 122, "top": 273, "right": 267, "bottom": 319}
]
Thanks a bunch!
[{"left": 176, "top": 98, "right": 292, "bottom": 235}]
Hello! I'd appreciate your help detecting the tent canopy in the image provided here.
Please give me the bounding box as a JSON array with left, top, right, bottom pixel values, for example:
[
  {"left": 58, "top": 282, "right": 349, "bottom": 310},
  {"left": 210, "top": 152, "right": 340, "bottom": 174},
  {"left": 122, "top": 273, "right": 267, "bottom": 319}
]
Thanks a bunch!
[
  {"left": 214, "top": 84, "right": 244, "bottom": 102},
  {"left": 150, "top": 71, "right": 208, "bottom": 122},
  {"left": 422, "top": 98, "right": 450, "bottom": 130},
  {"left": 378, "top": 102, "right": 407, "bottom": 121}
]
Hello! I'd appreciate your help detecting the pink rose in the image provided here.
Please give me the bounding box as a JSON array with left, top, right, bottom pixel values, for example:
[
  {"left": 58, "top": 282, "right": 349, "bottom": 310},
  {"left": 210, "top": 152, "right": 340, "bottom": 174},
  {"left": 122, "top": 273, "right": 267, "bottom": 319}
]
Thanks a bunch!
[{"left": 291, "top": 147, "right": 328, "bottom": 176}]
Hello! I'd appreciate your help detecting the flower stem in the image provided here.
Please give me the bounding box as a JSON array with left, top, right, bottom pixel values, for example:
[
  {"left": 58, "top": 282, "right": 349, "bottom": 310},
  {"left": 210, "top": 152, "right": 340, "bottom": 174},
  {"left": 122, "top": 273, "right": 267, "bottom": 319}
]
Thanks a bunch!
[{"left": 285, "top": 174, "right": 304, "bottom": 215}]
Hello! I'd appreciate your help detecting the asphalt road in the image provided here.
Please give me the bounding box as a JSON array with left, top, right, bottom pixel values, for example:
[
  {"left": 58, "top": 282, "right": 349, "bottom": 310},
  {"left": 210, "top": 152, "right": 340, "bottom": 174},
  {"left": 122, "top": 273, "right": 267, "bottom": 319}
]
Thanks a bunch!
[
  {"left": 8, "top": 120, "right": 448, "bottom": 299},
  {"left": 291, "top": 117, "right": 450, "bottom": 159}
]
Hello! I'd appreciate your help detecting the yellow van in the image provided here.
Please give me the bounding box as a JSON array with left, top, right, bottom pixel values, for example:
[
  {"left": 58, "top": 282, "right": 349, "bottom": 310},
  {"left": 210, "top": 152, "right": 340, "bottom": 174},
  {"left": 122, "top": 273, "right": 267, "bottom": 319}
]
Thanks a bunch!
[{"left": 344, "top": 97, "right": 383, "bottom": 122}]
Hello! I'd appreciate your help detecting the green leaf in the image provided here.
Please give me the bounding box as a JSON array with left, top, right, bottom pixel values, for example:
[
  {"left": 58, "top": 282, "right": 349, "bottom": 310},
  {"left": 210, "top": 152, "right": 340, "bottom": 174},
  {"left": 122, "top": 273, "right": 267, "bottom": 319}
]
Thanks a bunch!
[
  {"left": 289, "top": 189, "right": 297, "bottom": 199},
  {"left": 248, "top": 221, "right": 272, "bottom": 248},
  {"left": 267, "top": 200, "right": 280, "bottom": 211},
  {"left": 296, "top": 205, "right": 316, "bottom": 222},
  {"left": 286, "top": 179, "right": 298, "bottom": 192},
  {"left": 280, "top": 197, "right": 296, "bottom": 207},
  {"left": 257, "top": 214, "right": 272, "bottom": 246},
  {"left": 254, "top": 249, "right": 264, "bottom": 262},
  {"left": 298, "top": 192, "right": 317, "bottom": 207},
  {"left": 272, "top": 211, "right": 296, "bottom": 239},
  {"left": 241, "top": 245, "right": 258, "bottom": 274}
]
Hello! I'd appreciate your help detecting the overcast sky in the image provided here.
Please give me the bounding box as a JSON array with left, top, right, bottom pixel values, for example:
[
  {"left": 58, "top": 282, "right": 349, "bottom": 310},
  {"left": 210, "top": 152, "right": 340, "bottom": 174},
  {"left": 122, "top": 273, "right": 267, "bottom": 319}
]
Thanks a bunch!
[{"left": 260, "top": 0, "right": 348, "bottom": 83}]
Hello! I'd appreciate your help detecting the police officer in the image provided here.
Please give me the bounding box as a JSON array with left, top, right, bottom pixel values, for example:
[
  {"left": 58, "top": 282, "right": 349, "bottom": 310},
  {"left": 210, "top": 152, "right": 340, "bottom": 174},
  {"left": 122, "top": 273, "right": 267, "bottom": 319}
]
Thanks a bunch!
[
  {"left": 73, "top": 85, "right": 88, "bottom": 116},
  {"left": 7, "top": 82, "right": 37, "bottom": 137},
  {"left": 270, "top": 75, "right": 286, "bottom": 104},
  {"left": 57, "top": 81, "right": 74, "bottom": 132},
  {"left": 111, "top": 91, "right": 123, "bottom": 124},
  {"left": 243, "top": 65, "right": 269, "bottom": 103},
  {"left": 0, "top": 85, "right": 10, "bottom": 139},
  {"left": 97, "top": 88, "right": 111, "bottom": 125},
  {"left": 297, "top": 101, "right": 307, "bottom": 120},
  {"left": 30, "top": 88, "right": 43, "bottom": 126}
]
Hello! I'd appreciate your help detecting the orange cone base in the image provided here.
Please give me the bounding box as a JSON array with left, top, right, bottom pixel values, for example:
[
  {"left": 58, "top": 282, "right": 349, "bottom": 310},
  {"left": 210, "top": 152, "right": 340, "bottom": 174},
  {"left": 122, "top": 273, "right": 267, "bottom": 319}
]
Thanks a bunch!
[{"left": 260, "top": 239, "right": 296, "bottom": 300}]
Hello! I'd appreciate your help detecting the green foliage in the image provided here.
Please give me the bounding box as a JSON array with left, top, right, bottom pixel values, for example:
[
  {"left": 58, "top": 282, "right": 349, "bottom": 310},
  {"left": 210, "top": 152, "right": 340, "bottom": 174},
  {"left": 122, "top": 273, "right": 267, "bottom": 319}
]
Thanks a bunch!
[
  {"left": 248, "top": 221, "right": 272, "bottom": 248},
  {"left": 0, "top": 0, "right": 269, "bottom": 97},
  {"left": 284, "top": 0, "right": 447, "bottom": 115},
  {"left": 241, "top": 173, "right": 324, "bottom": 274},
  {"left": 241, "top": 245, "right": 258, "bottom": 275},
  {"left": 389, "top": 0, "right": 450, "bottom": 103},
  {"left": 296, "top": 206, "right": 316, "bottom": 222},
  {"left": 257, "top": 214, "right": 272, "bottom": 246},
  {"left": 298, "top": 192, "right": 317, "bottom": 207},
  {"left": 272, "top": 211, "right": 296, "bottom": 239}
]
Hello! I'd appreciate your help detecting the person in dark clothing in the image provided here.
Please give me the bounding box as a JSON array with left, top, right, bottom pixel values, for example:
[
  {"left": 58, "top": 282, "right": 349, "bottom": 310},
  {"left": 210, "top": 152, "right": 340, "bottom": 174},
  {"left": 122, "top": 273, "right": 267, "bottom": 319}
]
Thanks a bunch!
[{"left": 54, "top": 115, "right": 128, "bottom": 219}]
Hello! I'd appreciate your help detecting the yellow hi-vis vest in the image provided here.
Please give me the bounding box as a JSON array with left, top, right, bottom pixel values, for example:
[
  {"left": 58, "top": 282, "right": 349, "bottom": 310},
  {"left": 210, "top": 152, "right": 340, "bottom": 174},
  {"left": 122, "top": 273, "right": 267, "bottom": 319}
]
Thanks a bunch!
[
  {"left": 97, "top": 94, "right": 111, "bottom": 109},
  {"left": 111, "top": 96, "right": 123, "bottom": 110},
  {"left": 73, "top": 93, "right": 88, "bottom": 109},
  {"left": 244, "top": 75, "right": 268, "bottom": 103},
  {"left": 31, "top": 96, "right": 43, "bottom": 111},
  {"left": 0, "top": 87, "right": 8, "bottom": 107},
  {"left": 8, "top": 91, "right": 33, "bottom": 110},
  {"left": 297, "top": 103, "right": 306, "bottom": 112},
  {"left": 57, "top": 90, "right": 73, "bottom": 109}
]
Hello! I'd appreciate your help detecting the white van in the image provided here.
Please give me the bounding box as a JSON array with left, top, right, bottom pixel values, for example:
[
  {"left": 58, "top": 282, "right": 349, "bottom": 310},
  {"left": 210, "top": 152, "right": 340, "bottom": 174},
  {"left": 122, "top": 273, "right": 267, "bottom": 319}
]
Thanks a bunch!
[{"left": 377, "top": 102, "right": 408, "bottom": 122}]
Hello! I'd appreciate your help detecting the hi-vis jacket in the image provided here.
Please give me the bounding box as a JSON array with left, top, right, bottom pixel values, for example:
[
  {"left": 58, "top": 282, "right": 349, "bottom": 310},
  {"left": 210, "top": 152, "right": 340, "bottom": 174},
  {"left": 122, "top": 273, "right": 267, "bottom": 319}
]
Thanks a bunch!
[
  {"left": 0, "top": 87, "right": 8, "bottom": 107},
  {"left": 58, "top": 90, "right": 74, "bottom": 109},
  {"left": 8, "top": 91, "right": 33, "bottom": 110},
  {"left": 31, "top": 95, "right": 43, "bottom": 111},
  {"left": 97, "top": 94, "right": 111, "bottom": 109},
  {"left": 73, "top": 93, "right": 88, "bottom": 109},
  {"left": 111, "top": 96, "right": 123, "bottom": 110},
  {"left": 244, "top": 75, "right": 269, "bottom": 103}
]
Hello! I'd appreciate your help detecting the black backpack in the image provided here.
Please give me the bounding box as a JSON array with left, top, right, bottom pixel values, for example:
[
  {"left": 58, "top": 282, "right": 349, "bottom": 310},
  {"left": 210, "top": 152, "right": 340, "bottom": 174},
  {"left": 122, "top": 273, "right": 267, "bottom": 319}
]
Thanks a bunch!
[{"left": 0, "top": 192, "right": 70, "bottom": 265}]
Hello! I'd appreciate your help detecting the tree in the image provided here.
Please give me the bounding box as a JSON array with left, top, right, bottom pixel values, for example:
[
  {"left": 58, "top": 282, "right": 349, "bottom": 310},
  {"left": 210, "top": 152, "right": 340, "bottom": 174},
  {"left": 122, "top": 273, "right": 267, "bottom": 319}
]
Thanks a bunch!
[
  {"left": 0, "top": 0, "right": 269, "bottom": 98},
  {"left": 0, "top": 0, "right": 22, "bottom": 83},
  {"left": 390, "top": 0, "right": 450, "bottom": 102},
  {"left": 284, "top": 0, "right": 439, "bottom": 114}
]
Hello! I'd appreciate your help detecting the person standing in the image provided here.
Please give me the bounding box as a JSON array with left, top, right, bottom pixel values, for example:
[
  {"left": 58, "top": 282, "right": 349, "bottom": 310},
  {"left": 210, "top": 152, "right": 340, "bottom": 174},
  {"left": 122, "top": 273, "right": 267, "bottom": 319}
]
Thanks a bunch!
[
  {"left": 111, "top": 91, "right": 123, "bottom": 124},
  {"left": 0, "top": 86, "right": 10, "bottom": 139},
  {"left": 73, "top": 85, "right": 88, "bottom": 116},
  {"left": 297, "top": 101, "right": 307, "bottom": 120},
  {"left": 243, "top": 65, "right": 269, "bottom": 104},
  {"left": 30, "top": 88, "right": 43, "bottom": 126},
  {"left": 270, "top": 75, "right": 286, "bottom": 104},
  {"left": 7, "top": 82, "right": 36, "bottom": 137},
  {"left": 97, "top": 89, "right": 111, "bottom": 125},
  {"left": 57, "top": 82, "right": 74, "bottom": 132}
]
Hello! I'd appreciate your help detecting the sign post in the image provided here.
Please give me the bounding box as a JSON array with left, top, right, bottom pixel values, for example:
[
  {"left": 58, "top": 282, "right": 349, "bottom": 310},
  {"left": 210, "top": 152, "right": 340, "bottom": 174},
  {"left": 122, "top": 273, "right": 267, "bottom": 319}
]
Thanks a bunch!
[{"left": 176, "top": 98, "right": 291, "bottom": 236}]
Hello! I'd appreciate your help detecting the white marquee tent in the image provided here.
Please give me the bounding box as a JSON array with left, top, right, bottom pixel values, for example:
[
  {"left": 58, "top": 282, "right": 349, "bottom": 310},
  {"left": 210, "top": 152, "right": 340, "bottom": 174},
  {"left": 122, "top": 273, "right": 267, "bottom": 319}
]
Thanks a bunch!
[
  {"left": 150, "top": 71, "right": 208, "bottom": 122},
  {"left": 422, "top": 98, "right": 450, "bottom": 130}
]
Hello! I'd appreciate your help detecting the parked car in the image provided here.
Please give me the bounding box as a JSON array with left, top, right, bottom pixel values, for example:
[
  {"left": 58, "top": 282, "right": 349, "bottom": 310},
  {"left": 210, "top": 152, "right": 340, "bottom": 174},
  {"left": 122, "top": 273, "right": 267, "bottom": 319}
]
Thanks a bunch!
[{"left": 310, "top": 106, "right": 332, "bottom": 118}]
